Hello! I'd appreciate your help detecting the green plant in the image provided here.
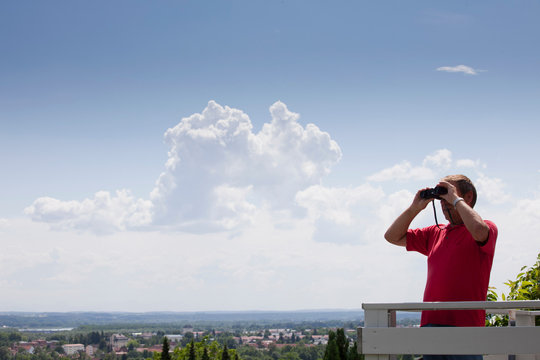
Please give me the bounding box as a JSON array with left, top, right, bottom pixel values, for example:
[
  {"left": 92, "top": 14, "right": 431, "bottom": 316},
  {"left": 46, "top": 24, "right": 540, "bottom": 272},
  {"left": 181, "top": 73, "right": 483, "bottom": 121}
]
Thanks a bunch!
[{"left": 487, "top": 253, "right": 540, "bottom": 326}]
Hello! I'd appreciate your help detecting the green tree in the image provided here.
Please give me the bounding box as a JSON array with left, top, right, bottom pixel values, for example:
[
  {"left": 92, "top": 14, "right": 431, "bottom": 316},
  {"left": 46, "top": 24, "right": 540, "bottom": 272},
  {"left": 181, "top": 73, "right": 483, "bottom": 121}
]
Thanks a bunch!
[
  {"left": 9, "top": 333, "right": 22, "bottom": 342},
  {"left": 281, "top": 350, "right": 301, "bottom": 360},
  {"left": 181, "top": 333, "right": 194, "bottom": 347},
  {"left": 188, "top": 341, "right": 196, "bottom": 360},
  {"left": 14, "top": 351, "right": 32, "bottom": 360},
  {"left": 347, "top": 342, "right": 363, "bottom": 360},
  {"left": 504, "top": 253, "right": 540, "bottom": 301},
  {"left": 54, "top": 345, "right": 65, "bottom": 355},
  {"left": 100, "top": 352, "right": 115, "bottom": 360},
  {"left": 88, "top": 332, "right": 102, "bottom": 345},
  {"left": 162, "top": 337, "right": 171, "bottom": 360},
  {"left": 323, "top": 331, "right": 340, "bottom": 360},
  {"left": 335, "top": 329, "right": 348, "bottom": 360},
  {"left": 0, "top": 346, "right": 11, "bottom": 360},
  {"left": 296, "top": 344, "right": 323, "bottom": 360},
  {"left": 487, "top": 253, "right": 540, "bottom": 326},
  {"left": 221, "top": 345, "right": 230, "bottom": 360},
  {"left": 99, "top": 339, "right": 107, "bottom": 351},
  {"left": 128, "top": 340, "right": 140, "bottom": 351},
  {"left": 202, "top": 347, "right": 210, "bottom": 360}
]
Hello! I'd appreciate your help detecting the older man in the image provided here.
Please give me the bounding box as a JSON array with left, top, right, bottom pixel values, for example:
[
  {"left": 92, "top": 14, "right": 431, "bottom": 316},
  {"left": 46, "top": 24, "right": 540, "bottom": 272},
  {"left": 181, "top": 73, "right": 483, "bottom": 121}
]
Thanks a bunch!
[{"left": 384, "top": 174, "right": 498, "bottom": 360}]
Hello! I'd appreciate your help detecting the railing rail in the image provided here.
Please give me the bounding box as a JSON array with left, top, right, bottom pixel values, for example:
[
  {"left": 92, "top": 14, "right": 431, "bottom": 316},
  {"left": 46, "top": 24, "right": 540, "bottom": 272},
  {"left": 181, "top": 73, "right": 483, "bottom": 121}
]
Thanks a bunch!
[{"left": 358, "top": 301, "right": 540, "bottom": 360}]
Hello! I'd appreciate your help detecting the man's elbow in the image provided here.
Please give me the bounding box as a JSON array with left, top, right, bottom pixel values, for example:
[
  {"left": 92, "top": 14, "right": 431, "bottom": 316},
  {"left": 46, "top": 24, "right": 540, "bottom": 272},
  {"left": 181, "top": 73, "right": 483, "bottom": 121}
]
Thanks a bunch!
[
  {"left": 472, "top": 222, "right": 490, "bottom": 243},
  {"left": 385, "top": 231, "right": 406, "bottom": 246}
]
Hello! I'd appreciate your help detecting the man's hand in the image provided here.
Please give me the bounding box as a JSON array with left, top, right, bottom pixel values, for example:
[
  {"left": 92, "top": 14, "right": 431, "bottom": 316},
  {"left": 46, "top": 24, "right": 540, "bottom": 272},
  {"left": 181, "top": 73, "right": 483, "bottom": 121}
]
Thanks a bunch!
[
  {"left": 412, "top": 187, "right": 434, "bottom": 212},
  {"left": 437, "top": 180, "right": 460, "bottom": 205},
  {"left": 384, "top": 187, "right": 432, "bottom": 247},
  {"left": 437, "top": 180, "right": 490, "bottom": 243}
]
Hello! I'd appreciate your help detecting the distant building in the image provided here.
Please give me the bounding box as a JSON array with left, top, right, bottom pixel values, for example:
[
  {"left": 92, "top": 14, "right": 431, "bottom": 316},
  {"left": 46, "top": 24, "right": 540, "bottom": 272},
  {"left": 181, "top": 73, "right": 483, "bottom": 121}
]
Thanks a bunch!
[
  {"left": 182, "top": 325, "right": 194, "bottom": 334},
  {"left": 144, "top": 345, "right": 163, "bottom": 353},
  {"left": 63, "top": 344, "right": 85, "bottom": 355},
  {"left": 16, "top": 343, "right": 35, "bottom": 354},
  {"left": 311, "top": 335, "right": 328, "bottom": 345},
  {"left": 86, "top": 345, "right": 94, "bottom": 356},
  {"left": 132, "top": 332, "right": 154, "bottom": 340},
  {"left": 110, "top": 334, "right": 129, "bottom": 351},
  {"left": 164, "top": 334, "right": 183, "bottom": 342},
  {"left": 32, "top": 340, "right": 48, "bottom": 348}
]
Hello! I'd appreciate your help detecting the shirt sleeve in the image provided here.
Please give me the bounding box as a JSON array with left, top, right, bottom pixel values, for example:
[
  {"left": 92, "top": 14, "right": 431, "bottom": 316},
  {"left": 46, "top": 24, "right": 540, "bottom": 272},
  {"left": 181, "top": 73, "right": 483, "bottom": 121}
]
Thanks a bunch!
[
  {"left": 479, "top": 220, "right": 498, "bottom": 254},
  {"left": 406, "top": 227, "right": 432, "bottom": 256}
]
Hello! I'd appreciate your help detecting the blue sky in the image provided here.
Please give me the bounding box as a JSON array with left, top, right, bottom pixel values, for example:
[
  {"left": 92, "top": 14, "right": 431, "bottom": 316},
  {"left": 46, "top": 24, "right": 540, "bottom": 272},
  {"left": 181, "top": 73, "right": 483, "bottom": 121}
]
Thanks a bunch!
[{"left": 1, "top": 1, "right": 539, "bottom": 311}]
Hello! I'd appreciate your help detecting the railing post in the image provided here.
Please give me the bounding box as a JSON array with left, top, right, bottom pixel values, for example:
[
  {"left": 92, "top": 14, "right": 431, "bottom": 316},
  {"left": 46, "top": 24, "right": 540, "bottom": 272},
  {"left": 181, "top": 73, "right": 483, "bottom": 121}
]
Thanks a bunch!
[
  {"left": 388, "top": 311, "right": 397, "bottom": 360},
  {"left": 363, "top": 307, "right": 395, "bottom": 360},
  {"left": 365, "top": 309, "right": 390, "bottom": 328},
  {"left": 510, "top": 310, "right": 537, "bottom": 360}
]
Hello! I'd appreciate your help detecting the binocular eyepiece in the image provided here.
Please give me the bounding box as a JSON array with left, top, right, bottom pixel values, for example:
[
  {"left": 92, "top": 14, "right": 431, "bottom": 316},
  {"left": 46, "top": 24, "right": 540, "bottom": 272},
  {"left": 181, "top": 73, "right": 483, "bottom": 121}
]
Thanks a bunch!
[{"left": 420, "top": 186, "right": 448, "bottom": 200}]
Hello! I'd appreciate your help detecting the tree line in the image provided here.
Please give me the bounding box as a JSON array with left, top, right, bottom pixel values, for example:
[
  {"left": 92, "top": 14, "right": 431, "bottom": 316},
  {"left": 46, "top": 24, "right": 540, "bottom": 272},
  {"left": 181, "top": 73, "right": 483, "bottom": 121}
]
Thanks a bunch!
[{"left": 153, "top": 329, "right": 363, "bottom": 360}]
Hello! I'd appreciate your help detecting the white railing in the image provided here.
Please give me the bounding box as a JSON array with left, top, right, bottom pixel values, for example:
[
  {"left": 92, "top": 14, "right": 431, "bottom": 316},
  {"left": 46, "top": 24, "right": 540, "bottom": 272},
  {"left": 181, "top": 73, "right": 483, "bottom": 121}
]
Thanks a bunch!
[{"left": 358, "top": 301, "right": 540, "bottom": 360}]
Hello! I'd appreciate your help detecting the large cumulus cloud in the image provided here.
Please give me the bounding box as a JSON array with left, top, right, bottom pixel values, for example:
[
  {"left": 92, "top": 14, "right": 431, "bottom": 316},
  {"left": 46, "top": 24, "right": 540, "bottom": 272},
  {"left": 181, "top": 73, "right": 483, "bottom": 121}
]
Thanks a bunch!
[
  {"left": 150, "top": 100, "right": 342, "bottom": 231},
  {"left": 25, "top": 101, "right": 342, "bottom": 234}
]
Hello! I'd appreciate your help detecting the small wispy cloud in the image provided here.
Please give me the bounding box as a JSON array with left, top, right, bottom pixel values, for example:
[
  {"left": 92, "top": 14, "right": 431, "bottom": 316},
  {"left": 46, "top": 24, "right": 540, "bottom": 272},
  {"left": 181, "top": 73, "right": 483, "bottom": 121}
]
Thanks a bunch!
[
  {"left": 0, "top": 218, "right": 9, "bottom": 228},
  {"left": 436, "top": 65, "right": 482, "bottom": 75},
  {"left": 366, "top": 149, "right": 454, "bottom": 183}
]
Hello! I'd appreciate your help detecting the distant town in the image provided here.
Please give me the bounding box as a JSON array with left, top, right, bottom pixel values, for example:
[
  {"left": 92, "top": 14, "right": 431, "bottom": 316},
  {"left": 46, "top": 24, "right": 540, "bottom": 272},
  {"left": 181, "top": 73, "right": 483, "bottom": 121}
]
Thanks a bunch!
[
  {"left": 0, "top": 311, "right": 420, "bottom": 360},
  {"left": 6, "top": 326, "right": 339, "bottom": 355}
]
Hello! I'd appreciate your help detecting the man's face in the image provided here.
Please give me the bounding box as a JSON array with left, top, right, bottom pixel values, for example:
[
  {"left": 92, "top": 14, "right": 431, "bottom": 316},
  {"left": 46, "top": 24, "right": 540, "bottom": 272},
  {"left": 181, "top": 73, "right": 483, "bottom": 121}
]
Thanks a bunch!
[{"left": 440, "top": 181, "right": 463, "bottom": 225}]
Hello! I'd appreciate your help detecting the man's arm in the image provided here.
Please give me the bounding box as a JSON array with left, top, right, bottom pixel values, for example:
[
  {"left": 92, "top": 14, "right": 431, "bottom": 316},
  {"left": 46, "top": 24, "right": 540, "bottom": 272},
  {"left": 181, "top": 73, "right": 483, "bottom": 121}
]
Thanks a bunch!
[
  {"left": 384, "top": 189, "right": 432, "bottom": 247},
  {"left": 456, "top": 200, "right": 490, "bottom": 243},
  {"left": 438, "top": 181, "right": 490, "bottom": 243}
]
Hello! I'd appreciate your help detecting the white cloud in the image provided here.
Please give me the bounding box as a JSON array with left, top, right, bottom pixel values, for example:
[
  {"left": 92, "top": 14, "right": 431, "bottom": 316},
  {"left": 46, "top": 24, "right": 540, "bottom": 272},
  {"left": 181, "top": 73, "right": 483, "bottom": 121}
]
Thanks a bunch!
[
  {"left": 436, "top": 65, "right": 480, "bottom": 75},
  {"left": 487, "top": 190, "right": 540, "bottom": 297},
  {"left": 475, "top": 174, "right": 511, "bottom": 205},
  {"left": 24, "top": 190, "right": 153, "bottom": 234},
  {"left": 0, "top": 216, "right": 426, "bottom": 311},
  {"left": 15, "top": 97, "right": 538, "bottom": 312},
  {"left": 10, "top": 139, "right": 540, "bottom": 311},
  {"left": 509, "top": 192, "right": 540, "bottom": 227},
  {"left": 456, "top": 158, "right": 483, "bottom": 168},
  {"left": 367, "top": 161, "right": 435, "bottom": 182},
  {"left": 367, "top": 150, "right": 493, "bottom": 187},
  {"left": 295, "top": 184, "right": 384, "bottom": 225},
  {"left": 422, "top": 149, "right": 452, "bottom": 169},
  {"left": 212, "top": 185, "right": 257, "bottom": 230},
  {"left": 150, "top": 100, "right": 342, "bottom": 230},
  {"left": 26, "top": 101, "right": 342, "bottom": 234},
  {"left": 376, "top": 189, "right": 415, "bottom": 226},
  {"left": 368, "top": 149, "right": 458, "bottom": 182}
]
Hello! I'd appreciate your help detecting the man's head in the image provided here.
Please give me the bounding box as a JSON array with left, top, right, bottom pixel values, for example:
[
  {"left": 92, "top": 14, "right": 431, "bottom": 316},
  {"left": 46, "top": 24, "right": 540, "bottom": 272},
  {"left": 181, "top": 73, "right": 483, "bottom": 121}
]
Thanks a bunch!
[{"left": 441, "top": 174, "right": 477, "bottom": 207}]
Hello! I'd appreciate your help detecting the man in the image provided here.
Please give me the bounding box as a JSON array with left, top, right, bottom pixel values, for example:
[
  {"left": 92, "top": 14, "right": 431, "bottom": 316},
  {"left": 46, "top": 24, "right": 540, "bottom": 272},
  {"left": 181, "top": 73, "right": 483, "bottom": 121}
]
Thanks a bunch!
[{"left": 385, "top": 174, "right": 497, "bottom": 360}]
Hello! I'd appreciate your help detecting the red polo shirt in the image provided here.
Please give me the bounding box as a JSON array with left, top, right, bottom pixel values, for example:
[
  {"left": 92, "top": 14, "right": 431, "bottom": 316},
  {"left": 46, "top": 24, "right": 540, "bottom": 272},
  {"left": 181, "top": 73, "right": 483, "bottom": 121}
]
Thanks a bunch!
[{"left": 406, "top": 220, "right": 497, "bottom": 326}]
